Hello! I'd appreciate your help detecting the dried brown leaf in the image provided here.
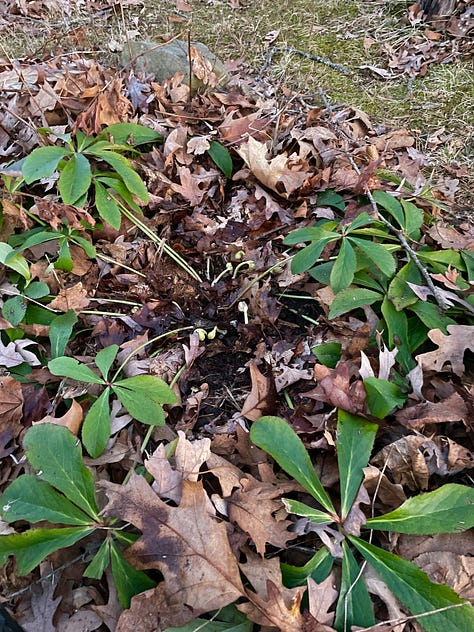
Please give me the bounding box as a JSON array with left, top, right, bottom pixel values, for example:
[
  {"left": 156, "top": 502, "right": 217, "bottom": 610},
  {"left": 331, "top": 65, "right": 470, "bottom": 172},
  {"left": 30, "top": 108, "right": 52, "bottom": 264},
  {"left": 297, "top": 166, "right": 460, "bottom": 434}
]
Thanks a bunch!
[
  {"left": 237, "top": 136, "right": 309, "bottom": 197},
  {"left": 101, "top": 473, "right": 244, "bottom": 620},
  {"left": 238, "top": 550, "right": 306, "bottom": 631},
  {"left": 395, "top": 391, "right": 469, "bottom": 428},
  {"left": 228, "top": 476, "right": 298, "bottom": 555},
  {"left": 416, "top": 325, "right": 474, "bottom": 376},
  {"left": 241, "top": 360, "right": 277, "bottom": 421}
]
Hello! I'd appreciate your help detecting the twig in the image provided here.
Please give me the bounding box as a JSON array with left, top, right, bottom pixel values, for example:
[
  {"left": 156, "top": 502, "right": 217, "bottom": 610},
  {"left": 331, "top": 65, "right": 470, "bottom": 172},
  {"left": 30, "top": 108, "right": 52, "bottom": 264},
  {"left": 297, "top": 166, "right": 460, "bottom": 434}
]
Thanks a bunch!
[{"left": 259, "top": 45, "right": 351, "bottom": 78}]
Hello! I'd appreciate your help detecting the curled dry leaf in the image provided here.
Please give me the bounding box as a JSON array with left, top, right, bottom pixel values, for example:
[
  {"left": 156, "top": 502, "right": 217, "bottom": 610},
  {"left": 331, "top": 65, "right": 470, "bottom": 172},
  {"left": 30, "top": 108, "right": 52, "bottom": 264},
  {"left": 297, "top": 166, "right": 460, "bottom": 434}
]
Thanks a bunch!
[
  {"left": 34, "top": 398, "right": 83, "bottom": 435},
  {"left": 395, "top": 391, "right": 469, "bottom": 428},
  {"left": 241, "top": 360, "right": 277, "bottom": 421},
  {"left": 236, "top": 136, "right": 309, "bottom": 197}
]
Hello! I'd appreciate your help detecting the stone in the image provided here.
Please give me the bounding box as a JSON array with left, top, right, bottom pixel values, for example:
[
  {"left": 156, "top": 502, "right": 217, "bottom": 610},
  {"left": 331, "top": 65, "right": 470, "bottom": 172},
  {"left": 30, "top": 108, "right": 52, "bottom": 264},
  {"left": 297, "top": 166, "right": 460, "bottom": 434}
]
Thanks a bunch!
[{"left": 121, "top": 39, "right": 227, "bottom": 91}]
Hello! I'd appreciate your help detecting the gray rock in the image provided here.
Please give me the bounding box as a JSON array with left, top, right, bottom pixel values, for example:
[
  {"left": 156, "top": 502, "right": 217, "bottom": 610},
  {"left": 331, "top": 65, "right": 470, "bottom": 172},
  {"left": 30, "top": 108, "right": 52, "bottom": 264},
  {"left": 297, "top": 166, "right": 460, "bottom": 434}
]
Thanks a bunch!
[{"left": 121, "top": 40, "right": 227, "bottom": 90}]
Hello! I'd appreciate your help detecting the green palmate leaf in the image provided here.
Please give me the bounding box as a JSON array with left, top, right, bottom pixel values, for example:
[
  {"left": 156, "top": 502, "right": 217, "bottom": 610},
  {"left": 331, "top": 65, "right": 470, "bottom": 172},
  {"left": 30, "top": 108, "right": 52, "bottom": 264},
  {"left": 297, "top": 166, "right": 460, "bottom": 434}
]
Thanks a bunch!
[
  {"left": 208, "top": 141, "right": 233, "bottom": 178},
  {"left": 281, "top": 546, "right": 333, "bottom": 588},
  {"left": 372, "top": 189, "right": 405, "bottom": 228},
  {"left": 330, "top": 239, "right": 356, "bottom": 293},
  {"left": 96, "top": 176, "right": 142, "bottom": 213},
  {"left": 24, "top": 424, "right": 99, "bottom": 520},
  {"left": 48, "top": 356, "right": 104, "bottom": 384},
  {"left": 346, "top": 211, "right": 374, "bottom": 232},
  {"left": 284, "top": 225, "right": 339, "bottom": 245},
  {"left": 363, "top": 377, "right": 407, "bottom": 419},
  {"left": 22, "top": 146, "right": 70, "bottom": 183},
  {"left": 350, "top": 536, "right": 474, "bottom": 632},
  {"left": 82, "top": 387, "right": 111, "bottom": 458},
  {"left": 334, "top": 542, "right": 374, "bottom": 632},
  {"left": 329, "top": 288, "right": 382, "bottom": 319},
  {"left": 94, "top": 345, "right": 118, "bottom": 381},
  {"left": 387, "top": 260, "right": 421, "bottom": 310},
  {"left": 49, "top": 310, "right": 78, "bottom": 358},
  {"left": 88, "top": 151, "right": 148, "bottom": 202},
  {"left": 317, "top": 189, "right": 346, "bottom": 210},
  {"left": 2, "top": 295, "right": 27, "bottom": 326},
  {"left": 381, "top": 297, "right": 415, "bottom": 374},
  {"left": 291, "top": 238, "right": 335, "bottom": 274},
  {"left": 400, "top": 199, "right": 423, "bottom": 238},
  {"left": 55, "top": 238, "right": 74, "bottom": 272},
  {"left": 410, "top": 301, "right": 456, "bottom": 333},
  {"left": 84, "top": 538, "right": 110, "bottom": 579},
  {"left": 94, "top": 181, "right": 122, "bottom": 229},
  {"left": 337, "top": 410, "right": 377, "bottom": 519},
  {"left": 312, "top": 342, "right": 341, "bottom": 368},
  {"left": 109, "top": 540, "right": 156, "bottom": 608},
  {"left": 24, "top": 281, "right": 50, "bottom": 299},
  {"left": 348, "top": 237, "right": 396, "bottom": 278},
  {"left": 461, "top": 250, "right": 474, "bottom": 283},
  {"left": 282, "top": 499, "right": 333, "bottom": 524},
  {"left": 0, "top": 527, "right": 94, "bottom": 575},
  {"left": 101, "top": 122, "right": 163, "bottom": 146},
  {"left": 250, "top": 416, "right": 335, "bottom": 514},
  {"left": 0, "top": 243, "right": 31, "bottom": 281},
  {"left": 58, "top": 153, "right": 92, "bottom": 205},
  {"left": 0, "top": 475, "right": 93, "bottom": 525},
  {"left": 112, "top": 375, "right": 178, "bottom": 426},
  {"left": 366, "top": 484, "right": 474, "bottom": 534},
  {"left": 71, "top": 234, "right": 96, "bottom": 258}
]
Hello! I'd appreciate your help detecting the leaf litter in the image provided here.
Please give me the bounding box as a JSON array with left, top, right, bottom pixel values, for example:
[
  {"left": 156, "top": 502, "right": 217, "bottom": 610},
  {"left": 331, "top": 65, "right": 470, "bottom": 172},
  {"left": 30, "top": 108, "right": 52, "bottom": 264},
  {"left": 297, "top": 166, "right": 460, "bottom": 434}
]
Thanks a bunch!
[{"left": 0, "top": 1, "right": 473, "bottom": 630}]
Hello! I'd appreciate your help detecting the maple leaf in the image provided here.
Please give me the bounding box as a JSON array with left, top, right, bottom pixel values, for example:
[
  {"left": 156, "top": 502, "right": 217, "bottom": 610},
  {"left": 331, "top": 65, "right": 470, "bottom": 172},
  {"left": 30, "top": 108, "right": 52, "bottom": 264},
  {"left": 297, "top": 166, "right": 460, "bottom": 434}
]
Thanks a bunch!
[
  {"left": 100, "top": 473, "right": 244, "bottom": 622},
  {"left": 237, "top": 136, "right": 309, "bottom": 197},
  {"left": 415, "top": 325, "right": 474, "bottom": 376}
]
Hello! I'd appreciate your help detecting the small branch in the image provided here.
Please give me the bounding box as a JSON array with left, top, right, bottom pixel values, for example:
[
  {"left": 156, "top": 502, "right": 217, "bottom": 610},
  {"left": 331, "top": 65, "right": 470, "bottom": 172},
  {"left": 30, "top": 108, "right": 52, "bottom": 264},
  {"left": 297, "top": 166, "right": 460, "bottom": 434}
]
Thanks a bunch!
[{"left": 259, "top": 45, "right": 351, "bottom": 78}]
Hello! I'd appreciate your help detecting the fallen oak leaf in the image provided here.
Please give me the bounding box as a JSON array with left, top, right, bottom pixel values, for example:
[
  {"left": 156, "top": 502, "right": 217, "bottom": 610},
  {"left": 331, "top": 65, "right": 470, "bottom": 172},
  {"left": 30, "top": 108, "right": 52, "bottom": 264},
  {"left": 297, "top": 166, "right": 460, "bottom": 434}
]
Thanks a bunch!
[
  {"left": 100, "top": 473, "right": 245, "bottom": 619},
  {"left": 415, "top": 325, "right": 474, "bottom": 376},
  {"left": 238, "top": 549, "right": 307, "bottom": 631}
]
